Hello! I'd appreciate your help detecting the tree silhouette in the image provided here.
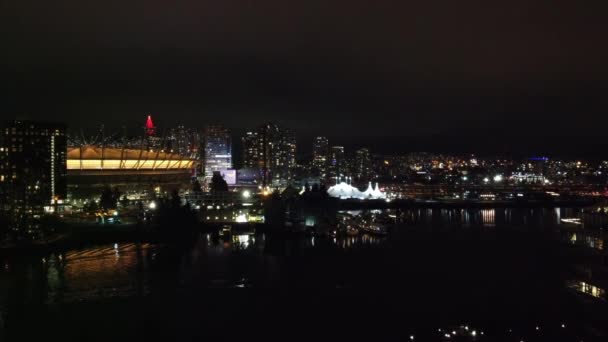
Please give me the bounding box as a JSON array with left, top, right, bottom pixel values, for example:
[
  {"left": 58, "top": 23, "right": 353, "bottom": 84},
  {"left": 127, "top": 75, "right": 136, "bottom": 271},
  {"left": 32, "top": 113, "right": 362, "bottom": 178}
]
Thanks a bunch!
[
  {"left": 120, "top": 195, "right": 129, "bottom": 208},
  {"left": 170, "top": 189, "right": 182, "bottom": 208},
  {"left": 100, "top": 186, "right": 120, "bottom": 210},
  {"left": 0, "top": 213, "right": 10, "bottom": 241},
  {"left": 192, "top": 179, "right": 202, "bottom": 193},
  {"left": 210, "top": 171, "right": 228, "bottom": 192}
]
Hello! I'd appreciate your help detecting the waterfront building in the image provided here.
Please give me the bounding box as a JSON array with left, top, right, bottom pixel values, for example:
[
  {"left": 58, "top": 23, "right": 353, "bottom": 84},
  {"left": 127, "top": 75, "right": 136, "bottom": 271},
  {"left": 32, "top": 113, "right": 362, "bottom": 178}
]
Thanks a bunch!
[{"left": 326, "top": 180, "right": 386, "bottom": 200}]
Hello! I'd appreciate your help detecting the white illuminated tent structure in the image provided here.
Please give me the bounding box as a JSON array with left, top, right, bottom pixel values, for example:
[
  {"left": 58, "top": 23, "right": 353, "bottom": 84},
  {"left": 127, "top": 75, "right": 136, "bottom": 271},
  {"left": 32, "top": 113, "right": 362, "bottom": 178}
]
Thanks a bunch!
[
  {"left": 362, "top": 182, "right": 375, "bottom": 198},
  {"left": 327, "top": 178, "right": 386, "bottom": 200},
  {"left": 371, "top": 182, "right": 386, "bottom": 199}
]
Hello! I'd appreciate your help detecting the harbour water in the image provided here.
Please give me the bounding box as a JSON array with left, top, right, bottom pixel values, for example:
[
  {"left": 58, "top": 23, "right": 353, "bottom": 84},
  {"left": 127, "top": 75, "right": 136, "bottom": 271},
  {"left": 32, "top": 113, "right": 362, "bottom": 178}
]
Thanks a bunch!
[{"left": 1, "top": 207, "right": 607, "bottom": 341}]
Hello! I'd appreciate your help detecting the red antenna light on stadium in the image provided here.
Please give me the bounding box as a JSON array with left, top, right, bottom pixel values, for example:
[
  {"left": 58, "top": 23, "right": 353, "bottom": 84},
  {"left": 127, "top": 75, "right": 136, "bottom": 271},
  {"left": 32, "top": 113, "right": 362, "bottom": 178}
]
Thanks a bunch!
[{"left": 145, "top": 115, "right": 156, "bottom": 136}]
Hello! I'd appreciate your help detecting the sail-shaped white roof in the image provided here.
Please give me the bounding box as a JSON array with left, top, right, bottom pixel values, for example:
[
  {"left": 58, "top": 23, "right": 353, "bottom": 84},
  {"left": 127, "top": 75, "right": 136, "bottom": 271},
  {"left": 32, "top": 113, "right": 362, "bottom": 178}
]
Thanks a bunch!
[{"left": 327, "top": 181, "right": 385, "bottom": 200}]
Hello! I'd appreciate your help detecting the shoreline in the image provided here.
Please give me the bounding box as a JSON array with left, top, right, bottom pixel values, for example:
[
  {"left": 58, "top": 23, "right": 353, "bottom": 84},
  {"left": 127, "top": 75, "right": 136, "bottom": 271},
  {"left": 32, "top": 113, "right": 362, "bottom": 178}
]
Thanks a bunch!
[{"left": 0, "top": 199, "right": 600, "bottom": 254}]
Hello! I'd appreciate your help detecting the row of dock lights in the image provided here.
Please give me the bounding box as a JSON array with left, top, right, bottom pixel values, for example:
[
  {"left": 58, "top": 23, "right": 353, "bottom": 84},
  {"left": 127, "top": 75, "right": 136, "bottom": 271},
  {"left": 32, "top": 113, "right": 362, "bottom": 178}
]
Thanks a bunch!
[
  {"left": 146, "top": 190, "right": 253, "bottom": 212},
  {"left": 481, "top": 175, "right": 504, "bottom": 183}
]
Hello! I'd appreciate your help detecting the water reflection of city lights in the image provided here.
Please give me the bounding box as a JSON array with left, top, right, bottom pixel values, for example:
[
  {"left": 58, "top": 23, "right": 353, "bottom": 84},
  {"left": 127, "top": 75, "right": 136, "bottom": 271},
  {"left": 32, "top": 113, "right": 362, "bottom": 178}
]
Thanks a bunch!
[
  {"left": 233, "top": 234, "right": 252, "bottom": 248},
  {"left": 481, "top": 209, "right": 495, "bottom": 227},
  {"left": 568, "top": 232, "right": 604, "bottom": 251}
]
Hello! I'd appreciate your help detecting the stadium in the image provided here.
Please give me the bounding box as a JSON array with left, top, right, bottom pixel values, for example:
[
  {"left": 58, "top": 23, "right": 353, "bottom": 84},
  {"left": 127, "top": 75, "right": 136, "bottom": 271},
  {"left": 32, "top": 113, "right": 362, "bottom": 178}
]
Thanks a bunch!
[{"left": 67, "top": 145, "right": 198, "bottom": 199}]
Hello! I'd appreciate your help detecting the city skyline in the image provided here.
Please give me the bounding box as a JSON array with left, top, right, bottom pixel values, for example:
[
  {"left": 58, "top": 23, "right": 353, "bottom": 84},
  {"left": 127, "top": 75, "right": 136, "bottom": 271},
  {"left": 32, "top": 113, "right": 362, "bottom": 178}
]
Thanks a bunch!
[{"left": 52, "top": 115, "right": 607, "bottom": 160}]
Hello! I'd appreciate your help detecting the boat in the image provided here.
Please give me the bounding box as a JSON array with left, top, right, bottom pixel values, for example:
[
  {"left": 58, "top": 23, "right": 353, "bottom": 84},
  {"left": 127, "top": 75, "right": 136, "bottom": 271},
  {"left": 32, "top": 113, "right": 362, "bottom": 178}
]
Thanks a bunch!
[
  {"left": 560, "top": 218, "right": 584, "bottom": 229},
  {"left": 360, "top": 223, "right": 388, "bottom": 236}
]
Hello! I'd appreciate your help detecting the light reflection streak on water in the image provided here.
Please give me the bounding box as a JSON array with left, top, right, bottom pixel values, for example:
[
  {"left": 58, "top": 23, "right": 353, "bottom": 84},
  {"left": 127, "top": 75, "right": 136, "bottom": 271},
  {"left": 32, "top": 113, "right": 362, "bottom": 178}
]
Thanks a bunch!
[
  {"left": 567, "top": 232, "right": 605, "bottom": 251},
  {"left": 232, "top": 234, "right": 253, "bottom": 249},
  {"left": 481, "top": 209, "right": 495, "bottom": 227},
  {"left": 333, "top": 234, "right": 383, "bottom": 249},
  {"left": 44, "top": 243, "right": 154, "bottom": 303}
]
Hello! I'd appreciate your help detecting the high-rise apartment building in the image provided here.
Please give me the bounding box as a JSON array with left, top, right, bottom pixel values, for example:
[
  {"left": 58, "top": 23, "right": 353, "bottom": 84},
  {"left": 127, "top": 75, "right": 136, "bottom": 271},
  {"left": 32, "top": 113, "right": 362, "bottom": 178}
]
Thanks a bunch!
[
  {"left": 242, "top": 123, "right": 296, "bottom": 185},
  {"left": 242, "top": 131, "right": 261, "bottom": 169},
  {"left": 312, "top": 136, "right": 329, "bottom": 177},
  {"left": 169, "top": 125, "right": 200, "bottom": 158},
  {"left": 354, "top": 148, "right": 372, "bottom": 181},
  {"left": 329, "top": 146, "right": 345, "bottom": 180},
  {"left": 0, "top": 120, "right": 67, "bottom": 234}
]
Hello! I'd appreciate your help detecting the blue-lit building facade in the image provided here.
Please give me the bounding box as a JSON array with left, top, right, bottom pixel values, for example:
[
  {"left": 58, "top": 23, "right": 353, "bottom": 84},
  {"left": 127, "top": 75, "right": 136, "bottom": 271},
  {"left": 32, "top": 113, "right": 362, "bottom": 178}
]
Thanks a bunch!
[{"left": 203, "top": 125, "right": 232, "bottom": 183}]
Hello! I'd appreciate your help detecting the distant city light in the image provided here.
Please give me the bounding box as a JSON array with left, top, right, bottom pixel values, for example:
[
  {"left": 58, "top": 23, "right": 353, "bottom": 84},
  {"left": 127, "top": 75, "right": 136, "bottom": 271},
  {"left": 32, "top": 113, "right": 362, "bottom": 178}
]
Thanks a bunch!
[
  {"left": 236, "top": 214, "right": 248, "bottom": 223},
  {"left": 148, "top": 201, "right": 157, "bottom": 210},
  {"left": 493, "top": 175, "right": 503, "bottom": 182},
  {"left": 242, "top": 190, "right": 251, "bottom": 199}
]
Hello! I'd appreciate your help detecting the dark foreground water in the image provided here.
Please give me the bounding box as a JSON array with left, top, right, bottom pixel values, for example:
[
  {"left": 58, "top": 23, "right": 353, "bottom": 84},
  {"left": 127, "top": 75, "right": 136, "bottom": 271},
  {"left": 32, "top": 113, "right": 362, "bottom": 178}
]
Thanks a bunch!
[{"left": 1, "top": 208, "right": 607, "bottom": 341}]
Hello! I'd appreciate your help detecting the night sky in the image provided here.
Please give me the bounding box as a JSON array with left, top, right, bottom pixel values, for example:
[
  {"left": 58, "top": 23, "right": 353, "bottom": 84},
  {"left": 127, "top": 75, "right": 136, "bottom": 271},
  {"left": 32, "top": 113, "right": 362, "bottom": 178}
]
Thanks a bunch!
[{"left": 2, "top": 0, "right": 607, "bottom": 156}]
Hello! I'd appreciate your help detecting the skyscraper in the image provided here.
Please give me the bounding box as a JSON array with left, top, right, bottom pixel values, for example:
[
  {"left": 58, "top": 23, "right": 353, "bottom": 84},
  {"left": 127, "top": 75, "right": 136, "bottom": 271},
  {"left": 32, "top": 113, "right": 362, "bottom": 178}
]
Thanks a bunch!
[
  {"left": 145, "top": 115, "right": 156, "bottom": 136},
  {"left": 329, "top": 146, "right": 345, "bottom": 180},
  {"left": 203, "top": 125, "right": 232, "bottom": 183},
  {"left": 168, "top": 125, "right": 200, "bottom": 158},
  {"left": 0, "top": 120, "right": 67, "bottom": 235},
  {"left": 312, "top": 136, "right": 329, "bottom": 177},
  {"left": 242, "top": 131, "right": 261, "bottom": 169},
  {"left": 354, "top": 148, "right": 372, "bottom": 181},
  {"left": 144, "top": 115, "right": 162, "bottom": 150},
  {"left": 242, "top": 123, "right": 296, "bottom": 185}
]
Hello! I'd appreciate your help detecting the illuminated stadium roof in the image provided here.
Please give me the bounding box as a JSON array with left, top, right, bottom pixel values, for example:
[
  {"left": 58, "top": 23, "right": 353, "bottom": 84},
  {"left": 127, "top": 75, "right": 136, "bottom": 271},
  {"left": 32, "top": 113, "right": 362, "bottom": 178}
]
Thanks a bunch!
[{"left": 67, "top": 146, "right": 196, "bottom": 171}]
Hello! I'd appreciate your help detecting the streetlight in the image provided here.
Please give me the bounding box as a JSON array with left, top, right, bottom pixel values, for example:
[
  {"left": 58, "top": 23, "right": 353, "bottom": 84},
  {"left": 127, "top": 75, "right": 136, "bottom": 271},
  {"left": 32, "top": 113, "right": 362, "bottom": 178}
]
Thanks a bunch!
[
  {"left": 242, "top": 190, "right": 251, "bottom": 199},
  {"left": 148, "top": 201, "right": 157, "bottom": 210}
]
